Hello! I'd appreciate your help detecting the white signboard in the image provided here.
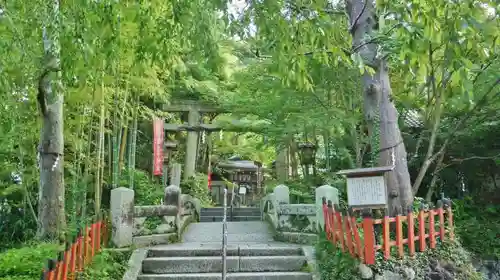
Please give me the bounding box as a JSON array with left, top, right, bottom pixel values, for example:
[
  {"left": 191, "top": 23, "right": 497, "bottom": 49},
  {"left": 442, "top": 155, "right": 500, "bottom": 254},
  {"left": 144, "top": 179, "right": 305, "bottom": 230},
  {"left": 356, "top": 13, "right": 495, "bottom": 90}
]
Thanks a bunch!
[
  {"left": 238, "top": 187, "right": 247, "bottom": 195},
  {"left": 346, "top": 176, "right": 387, "bottom": 207}
]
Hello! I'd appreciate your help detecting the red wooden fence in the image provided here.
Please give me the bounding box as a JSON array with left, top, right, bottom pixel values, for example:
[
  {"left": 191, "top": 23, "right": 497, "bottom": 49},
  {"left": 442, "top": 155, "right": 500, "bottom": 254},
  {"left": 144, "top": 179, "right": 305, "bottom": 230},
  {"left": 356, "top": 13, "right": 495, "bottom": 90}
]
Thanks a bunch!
[
  {"left": 41, "top": 217, "right": 109, "bottom": 280},
  {"left": 322, "top": 201, "right": 454, "bottom": 265}
]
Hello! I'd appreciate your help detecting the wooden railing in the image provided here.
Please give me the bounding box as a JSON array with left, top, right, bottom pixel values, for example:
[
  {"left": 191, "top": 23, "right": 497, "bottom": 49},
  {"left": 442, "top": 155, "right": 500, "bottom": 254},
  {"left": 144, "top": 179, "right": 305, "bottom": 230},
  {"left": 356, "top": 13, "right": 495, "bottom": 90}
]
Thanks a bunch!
[
  {"left": 322, "top": 200, "right": 454, "bottom": 264},
  {"left": 41, "top": 216, "right": 109, "bottom": 279}
]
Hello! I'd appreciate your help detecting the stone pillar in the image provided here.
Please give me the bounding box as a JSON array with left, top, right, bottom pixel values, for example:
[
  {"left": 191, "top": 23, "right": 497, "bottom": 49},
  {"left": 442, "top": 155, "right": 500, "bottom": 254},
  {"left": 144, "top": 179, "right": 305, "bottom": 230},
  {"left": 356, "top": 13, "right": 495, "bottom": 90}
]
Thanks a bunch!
[
  {"left": 273, "top": 184, "right": 290, "bottom": 204},
  {"left": 110, "top": 187, "right": 134, "bottom": 248},
  {"left": 164, "top": 185, "right": 181, "bottom": 207},
  {"left": 170, "top": 163, "right": 182, "bottom": 187},
  {"left": 164, "top": 185, "right": 181, "bottom": 232},
  {"left": 184, "top": 109, "right": 199, "bottom": 180},
  {"left": 315, "top": 185, "right": 339, "bottom": 229}
]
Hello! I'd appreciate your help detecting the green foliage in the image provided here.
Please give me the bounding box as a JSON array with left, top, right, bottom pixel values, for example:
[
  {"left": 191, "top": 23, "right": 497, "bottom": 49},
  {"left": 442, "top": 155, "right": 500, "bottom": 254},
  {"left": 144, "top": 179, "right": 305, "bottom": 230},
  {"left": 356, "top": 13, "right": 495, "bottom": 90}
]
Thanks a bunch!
[
  {"left": 120, "top": 169, "right": 163, "bottom": 205},
  {"left": 373, "top": 239, "right": 482, "bottom": 280},
  {"left": 0, "top": 242, "right": 61, "bottom": 278},
  {"left": 0, "top": 205, "right": 37, "bottom": 251},
  {"left": 315, "top": 232, "right": 359, "bottom": 280},
  {"left": 81, "top": 249, "right": 132, "bottom": 280},
  {"left": 454, "top": 197, "right": 500, "bottom": 258},
  {"left": 143, "top": 216, "right": 163, "bottom": 231},
  {"left": 180, "top": 173, "right": 213, "bottom": 207}
]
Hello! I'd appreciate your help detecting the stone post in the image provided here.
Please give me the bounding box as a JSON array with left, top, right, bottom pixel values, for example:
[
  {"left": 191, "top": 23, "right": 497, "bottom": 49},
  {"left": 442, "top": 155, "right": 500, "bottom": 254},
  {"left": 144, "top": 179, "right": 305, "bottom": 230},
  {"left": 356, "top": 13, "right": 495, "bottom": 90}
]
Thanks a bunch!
[
  {"left": 184, "top": 109, "right": 199, "bottom": 180},
  {"left": 111, "top": 187, "right": 134, "bottom": 248},
  {"left": 273, "top": 184, "right": 290, "bottom": 204},
  {"left": 170, "top": 163, "right": 182, "bottom": 187},
  {"left": 164, "top": 185, "right": 181, "bottom": 234},
  {"left": 315, "top": 185, "right": 339, "bottom": 230}
]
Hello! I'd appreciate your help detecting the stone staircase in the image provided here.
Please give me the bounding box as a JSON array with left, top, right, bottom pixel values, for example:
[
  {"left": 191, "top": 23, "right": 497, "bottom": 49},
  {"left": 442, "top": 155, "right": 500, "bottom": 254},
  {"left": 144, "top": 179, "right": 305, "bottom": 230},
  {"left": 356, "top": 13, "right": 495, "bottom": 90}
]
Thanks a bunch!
[
  {"left": 137, "top": 243, "right": 312, "bottom": 280},
  {"left": 200, "top": 207, "right": 261, "bottom": 222}
]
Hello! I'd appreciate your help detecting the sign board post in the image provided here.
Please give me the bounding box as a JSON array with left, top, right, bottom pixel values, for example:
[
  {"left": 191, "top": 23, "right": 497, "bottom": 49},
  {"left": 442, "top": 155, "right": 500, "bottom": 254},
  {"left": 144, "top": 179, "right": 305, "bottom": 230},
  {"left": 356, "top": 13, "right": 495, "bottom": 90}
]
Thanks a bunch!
[{"left": 337, "top": 166, "right": 394, "bottom": 211}]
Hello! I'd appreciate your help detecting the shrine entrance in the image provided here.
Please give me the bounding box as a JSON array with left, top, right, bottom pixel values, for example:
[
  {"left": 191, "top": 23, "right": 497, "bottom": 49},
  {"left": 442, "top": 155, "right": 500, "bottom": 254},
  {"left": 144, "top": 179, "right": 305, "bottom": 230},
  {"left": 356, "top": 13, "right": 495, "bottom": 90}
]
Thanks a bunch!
[{"left": 210, "top": 158, "right": 265, "bottom": 207}]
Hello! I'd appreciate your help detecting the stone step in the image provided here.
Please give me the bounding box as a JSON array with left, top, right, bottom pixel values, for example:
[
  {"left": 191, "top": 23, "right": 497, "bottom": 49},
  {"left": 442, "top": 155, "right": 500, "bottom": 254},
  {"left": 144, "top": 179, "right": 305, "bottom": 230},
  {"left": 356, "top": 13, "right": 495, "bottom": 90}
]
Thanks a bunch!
[
  {"left": 201, "top": 208, "right": 261, "bottom": 216},
  {"left": 138, "top": 271, "right": 312, "bottom": 280},
  {"left": 148, "top": 244, "right": 303, "bottom": 258},
  {"left": 182, "top": 222, "right": 274, "bottom": 243},
  {"left": 200, "top": 216, "right": 261, "bottom": 222},
  {"left": 142, "top": 256, "right": 307, "bottom": 274}
]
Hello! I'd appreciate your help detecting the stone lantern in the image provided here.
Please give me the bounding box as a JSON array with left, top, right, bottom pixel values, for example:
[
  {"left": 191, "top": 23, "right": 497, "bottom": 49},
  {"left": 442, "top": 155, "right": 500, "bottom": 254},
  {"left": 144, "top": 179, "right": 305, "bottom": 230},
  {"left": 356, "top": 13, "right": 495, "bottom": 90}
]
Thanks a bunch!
[{"left": 298, "top": 142, "right": 317, "bottom": 178}]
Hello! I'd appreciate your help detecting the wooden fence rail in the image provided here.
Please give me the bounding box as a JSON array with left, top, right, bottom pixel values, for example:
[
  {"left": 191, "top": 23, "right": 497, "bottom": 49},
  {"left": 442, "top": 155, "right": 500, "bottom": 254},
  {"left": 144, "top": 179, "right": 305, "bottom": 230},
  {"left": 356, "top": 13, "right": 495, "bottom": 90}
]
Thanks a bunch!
[
  {"left": 41, "top": 216, "right": 109, "bottom": 280},
  {"left": 322, "top": 200, "right": 454, "bottom": 265}
]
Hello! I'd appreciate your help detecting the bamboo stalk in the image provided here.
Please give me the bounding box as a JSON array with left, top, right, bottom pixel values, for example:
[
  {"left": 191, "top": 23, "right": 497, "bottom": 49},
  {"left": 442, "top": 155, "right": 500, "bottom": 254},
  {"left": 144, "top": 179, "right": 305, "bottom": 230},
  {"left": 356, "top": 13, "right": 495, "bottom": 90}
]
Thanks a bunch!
[{"left": 95, "top": 71, "right": 105, "bottom": 216}]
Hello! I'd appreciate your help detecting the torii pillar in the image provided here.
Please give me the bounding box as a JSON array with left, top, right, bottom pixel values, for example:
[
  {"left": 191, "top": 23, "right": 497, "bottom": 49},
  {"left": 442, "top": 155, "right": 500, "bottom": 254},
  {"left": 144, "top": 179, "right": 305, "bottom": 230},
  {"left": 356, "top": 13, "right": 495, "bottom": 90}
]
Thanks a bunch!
[{"left": 184, "top": 109, "right": 199, "bottom": 180}]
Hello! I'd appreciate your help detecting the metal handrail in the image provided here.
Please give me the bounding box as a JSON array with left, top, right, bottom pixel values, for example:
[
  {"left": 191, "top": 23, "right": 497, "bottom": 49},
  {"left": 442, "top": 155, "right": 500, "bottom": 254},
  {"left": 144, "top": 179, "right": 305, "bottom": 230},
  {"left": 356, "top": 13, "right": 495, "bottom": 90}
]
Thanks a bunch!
[{"left": 222, "top": 187, "right": 228, "bottom": 280}]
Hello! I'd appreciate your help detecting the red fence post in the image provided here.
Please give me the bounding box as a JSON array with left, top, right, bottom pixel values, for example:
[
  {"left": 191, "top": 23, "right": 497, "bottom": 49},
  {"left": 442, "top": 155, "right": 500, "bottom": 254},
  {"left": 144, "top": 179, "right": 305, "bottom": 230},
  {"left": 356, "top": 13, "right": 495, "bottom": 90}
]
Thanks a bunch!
[
  {"left": 446, "top": 204, "right": 454, "bottom": 240},
  {"left": 45, "top": 259, "right": 56, "bottom": 280},
  {"left": 344, "top": 211, "right": 354, "bottom": 256},
  {"left": 96, "top": 214, "right": 102, "bottom": 252},
  {"left": 437, "top": 201, "right": 445, "bottom": 241},
  {"left": 83, "top": 225, "right": 90, "bottom": 266},
  {"left": 406, "top": 206, "right": 415, "bottom": 257},
  {"left": 69, "top": 236, "right": 77, "bottom": 280},
  {"left": 418, "top": 208, "right": 426, "bottom": 252},
  {"left": 382, "top": 216, "right": 390, "bottom": 260},
  {"left": 55, "top": 251, "right": 64, "bottom": 280},
  {"left": 351, "top": 213, "right": 363, "bottom": 259},
  {"left": 362, "top": 211, "right": 376, "bottom": 265},
  {"left": 334, "top": 205, "right": 344, "bottom": 252},
  {"left": 91, "top": 221, "right": 96, "bottom": 259},
  {"left": 396, "top": 214, "right": 404, "bottom": 258},
  {"left": 429, "top": 208, "right": 436, "bottom": 249},
  {"left": 327, "top": 201, "right": 335, "bottom": 243},
  {"left": 323, "top": 199, "right": 331, "bottom": 240},
  {"left": 77, "top": 229, "right": 84, "bottom": 272},
  {"left": 61, "top": 243, "right": 70, "bottom": 280}
]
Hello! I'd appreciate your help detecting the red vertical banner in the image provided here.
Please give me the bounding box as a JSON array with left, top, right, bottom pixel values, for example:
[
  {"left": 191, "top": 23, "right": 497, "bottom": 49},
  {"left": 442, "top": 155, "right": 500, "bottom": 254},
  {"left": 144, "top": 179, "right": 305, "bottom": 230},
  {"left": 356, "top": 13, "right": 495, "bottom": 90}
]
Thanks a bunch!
[
  {"left": 153, "top": 118, "right": 164, "bottom": 176},
  {"left": 208, "top": 173, "right": 212, "bottom": 190}
]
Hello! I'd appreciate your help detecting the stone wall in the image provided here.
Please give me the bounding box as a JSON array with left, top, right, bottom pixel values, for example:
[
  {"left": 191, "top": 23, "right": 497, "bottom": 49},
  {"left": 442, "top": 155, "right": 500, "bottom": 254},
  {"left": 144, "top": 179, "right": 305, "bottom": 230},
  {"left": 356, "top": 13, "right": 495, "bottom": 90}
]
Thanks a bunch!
[
  {"left": 262, "top": 184, "right": 339, "bottom": 235},
  {"left": 110, "top": 185, "right": 199, "bottom": 248}
]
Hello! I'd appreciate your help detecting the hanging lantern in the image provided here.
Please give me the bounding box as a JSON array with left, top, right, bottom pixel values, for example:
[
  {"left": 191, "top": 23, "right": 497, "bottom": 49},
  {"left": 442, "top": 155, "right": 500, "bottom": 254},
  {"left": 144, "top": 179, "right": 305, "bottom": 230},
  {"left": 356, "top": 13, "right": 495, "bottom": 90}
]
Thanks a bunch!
[{"left": 298, "top": 142, "right": 317, "bottom": 166}]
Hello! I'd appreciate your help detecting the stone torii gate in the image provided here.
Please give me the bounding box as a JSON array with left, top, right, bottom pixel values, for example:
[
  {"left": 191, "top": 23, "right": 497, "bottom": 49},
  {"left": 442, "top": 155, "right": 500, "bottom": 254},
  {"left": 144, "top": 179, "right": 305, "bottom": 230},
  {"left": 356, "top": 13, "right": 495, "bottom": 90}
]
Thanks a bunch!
[{"left": 162, "top": 100, "right": 266, "bottom": 180}]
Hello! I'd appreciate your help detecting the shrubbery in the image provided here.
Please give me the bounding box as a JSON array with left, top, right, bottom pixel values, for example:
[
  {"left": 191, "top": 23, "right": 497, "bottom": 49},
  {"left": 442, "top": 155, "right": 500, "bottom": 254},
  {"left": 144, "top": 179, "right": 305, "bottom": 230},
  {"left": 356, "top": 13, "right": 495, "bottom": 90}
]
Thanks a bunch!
[
  {"left": 0, "top": 242, "right": 61, "bottom": 279},
  {"left": 453, "top": 197, "right": 500, "bottom": 259}
]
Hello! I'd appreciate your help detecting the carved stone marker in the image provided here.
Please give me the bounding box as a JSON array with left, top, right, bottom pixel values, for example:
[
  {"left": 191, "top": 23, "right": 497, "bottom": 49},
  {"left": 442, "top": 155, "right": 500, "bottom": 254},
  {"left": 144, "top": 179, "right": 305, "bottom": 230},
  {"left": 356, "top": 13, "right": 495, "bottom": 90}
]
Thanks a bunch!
[
  {"left": 170, "top": 163, "right": 182, "bottom": 187},
  {"left": 315, "top": 185, "right": 339, "bottom": 229},
  {"left": 337, "top": 166, "right": 394, "bottom": 209},
  {"left": 274, "top": 184, "right": 290, "bottom": 204},
  {"left": 111, "top": 187, "right": 134, "bottom": 247}
]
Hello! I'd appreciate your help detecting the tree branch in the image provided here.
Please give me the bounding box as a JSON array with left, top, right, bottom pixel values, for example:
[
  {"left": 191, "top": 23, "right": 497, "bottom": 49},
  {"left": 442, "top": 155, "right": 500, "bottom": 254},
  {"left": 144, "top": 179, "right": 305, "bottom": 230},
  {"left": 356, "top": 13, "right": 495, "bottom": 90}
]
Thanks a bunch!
[
  {"left": 437, "top": 152, "right": 500, "bottom": 173},
  {"left": 348, "top": 0, "right": 367, "bottom": 34}
]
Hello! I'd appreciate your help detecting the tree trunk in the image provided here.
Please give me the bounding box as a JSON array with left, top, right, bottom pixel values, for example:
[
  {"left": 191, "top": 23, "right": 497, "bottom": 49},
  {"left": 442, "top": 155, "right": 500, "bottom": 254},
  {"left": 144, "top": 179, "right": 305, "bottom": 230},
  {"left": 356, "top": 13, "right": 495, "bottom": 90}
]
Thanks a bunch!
[
  {"left": 37, "top": 0, "right": 65, "bottom": 240},
  {"left": 289, "top": 139, "right": 299, "bottom": 178},
  {"left": 128, "top": 96, "right": 138, "bottom": 188},
  {"left": 95, "top": 84, "right": 105, "bottom": 215},
  {"left": 346, "top": 0, "right": 413, "bottom": 215},
  {"left": 425, "top": 150, "right": 446, "bottom": 202},
  {"left": 276, "top": 142, "right": 289, "bottom": 183}
]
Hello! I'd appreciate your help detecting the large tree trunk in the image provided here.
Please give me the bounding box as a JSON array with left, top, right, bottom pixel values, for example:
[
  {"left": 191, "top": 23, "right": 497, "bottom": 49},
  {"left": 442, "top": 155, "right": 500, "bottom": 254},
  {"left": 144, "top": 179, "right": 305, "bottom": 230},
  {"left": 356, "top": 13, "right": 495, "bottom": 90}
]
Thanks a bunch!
[
  {"left": 346, "top": 0, "right": 413, "bottom": 215},
  {"left": 37, "top": 0, "right": 65, "bottom": 240}
]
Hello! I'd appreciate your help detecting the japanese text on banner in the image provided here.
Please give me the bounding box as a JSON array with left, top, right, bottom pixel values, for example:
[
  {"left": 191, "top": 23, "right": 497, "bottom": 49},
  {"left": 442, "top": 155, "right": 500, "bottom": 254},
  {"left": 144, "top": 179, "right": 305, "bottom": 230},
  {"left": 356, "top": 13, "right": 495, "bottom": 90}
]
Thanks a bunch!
[{"left": 153, "top": 118, "right": 164, "bottom": 175}]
